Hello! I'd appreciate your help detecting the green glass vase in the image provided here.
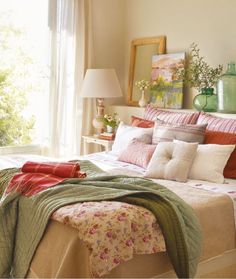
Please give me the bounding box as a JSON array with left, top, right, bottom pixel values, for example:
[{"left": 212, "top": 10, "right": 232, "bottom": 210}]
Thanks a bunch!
[
  {"left": 217, "top": 62, "right": 236, "bottom": 113},
  {"left": 193, "top": 87, "right": 217, "bottom": 112}
]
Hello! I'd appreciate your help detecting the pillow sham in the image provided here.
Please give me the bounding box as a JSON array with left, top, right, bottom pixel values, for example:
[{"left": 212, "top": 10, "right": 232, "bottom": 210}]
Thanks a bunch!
[
  {"left": 131, "top": 116, "right": 154, "bottom": 128},
  {"left": 111, "top": 122, "right": 153, "bottom": 155},
  {"left": 145, "top": 140, "right": 198, "bottom": 182},
  {"left": 189, "top": 144, "right": 235, "bottom": 183},
  {"left": 152, "top": 121, "right": 207, "bottom": 144},
  {"left": 204, "top": 130, "right": 236, "bottom": 179},
  {"left": 197, "top": 112, "right": 236, "bottom": 133},
  {"left": 143, "top": 104, "right": 200, "bottom": 124},
  {"left": 118, "top": 140, "right": 156, "bottom": 168}
]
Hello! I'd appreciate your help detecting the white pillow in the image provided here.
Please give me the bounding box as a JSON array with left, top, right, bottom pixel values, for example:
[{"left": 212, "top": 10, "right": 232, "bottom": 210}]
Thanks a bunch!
[
  {"left": 145, "top": 140, "right": 198, "bottom": 182},
  {"left": 189, "top": 144, "right": 235, "bottom": 183},
  {"left": 111, "top": 122, "right": 153, "bottom": 155}
]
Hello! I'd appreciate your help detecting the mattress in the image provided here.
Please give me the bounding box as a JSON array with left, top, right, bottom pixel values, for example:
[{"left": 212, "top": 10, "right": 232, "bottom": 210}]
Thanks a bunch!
[{"left": 1, "top": 152, "right": 236, "bottom": 278}]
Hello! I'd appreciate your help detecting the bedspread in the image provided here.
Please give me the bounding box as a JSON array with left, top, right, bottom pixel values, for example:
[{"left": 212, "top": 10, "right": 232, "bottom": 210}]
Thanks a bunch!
[
  {"left": 52, "top": 201, "right": 166, "bottom": 277},
  {"left": 0, "top": 160, "right": 202, "bottom": 278}
]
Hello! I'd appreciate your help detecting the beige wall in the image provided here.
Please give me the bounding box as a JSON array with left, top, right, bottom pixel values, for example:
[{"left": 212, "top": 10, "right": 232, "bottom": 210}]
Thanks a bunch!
[
  {"left": 91, "top": 0, "right": 125, "bottom": 105},
  {"left": 92, "top": 0, "right": 236, "bottom": 108}
]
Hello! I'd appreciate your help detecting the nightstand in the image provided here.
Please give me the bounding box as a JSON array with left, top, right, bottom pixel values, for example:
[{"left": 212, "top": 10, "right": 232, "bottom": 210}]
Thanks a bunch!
[{"left": 82, "top": 135, "right": 114, "bottom": 154}]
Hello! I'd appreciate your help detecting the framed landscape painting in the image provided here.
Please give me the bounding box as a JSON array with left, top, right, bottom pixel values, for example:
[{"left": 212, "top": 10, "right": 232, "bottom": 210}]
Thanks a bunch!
[{"left": 150, "top": 52, "right": 185, "bottom": 109}]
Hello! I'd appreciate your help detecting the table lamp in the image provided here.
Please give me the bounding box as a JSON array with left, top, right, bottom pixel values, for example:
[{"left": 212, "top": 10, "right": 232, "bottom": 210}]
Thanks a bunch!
[{"left": 81, "top": 69, "right": 122, "bottom": 133}]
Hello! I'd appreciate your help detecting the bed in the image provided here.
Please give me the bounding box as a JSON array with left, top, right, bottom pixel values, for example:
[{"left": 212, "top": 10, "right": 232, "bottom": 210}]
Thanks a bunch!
[
  {"left": 1, "top": 108, "right": 236, "bottom": 278},
  {"left": 0, "top": 151, "right": 235, "bottom": 278}
]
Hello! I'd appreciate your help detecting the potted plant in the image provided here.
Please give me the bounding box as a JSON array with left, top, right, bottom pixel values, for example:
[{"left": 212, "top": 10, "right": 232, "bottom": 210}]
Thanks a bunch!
[
  {"left": 102, "top": 113, "right": 120, "bottom": 133},
  {"left": 173, "top": 43, "right": 223, "bottom": 111}
]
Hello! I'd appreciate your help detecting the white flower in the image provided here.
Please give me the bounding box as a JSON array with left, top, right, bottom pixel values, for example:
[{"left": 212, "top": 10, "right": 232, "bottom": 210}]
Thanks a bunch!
[{"left": 135, "top": 79, "right": 151, "bottom": 91}]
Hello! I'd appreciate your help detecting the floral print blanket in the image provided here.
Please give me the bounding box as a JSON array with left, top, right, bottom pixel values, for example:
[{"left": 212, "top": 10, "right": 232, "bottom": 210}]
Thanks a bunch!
[{"left": 52, "top": 201, "right": 166, "bottom": 277}]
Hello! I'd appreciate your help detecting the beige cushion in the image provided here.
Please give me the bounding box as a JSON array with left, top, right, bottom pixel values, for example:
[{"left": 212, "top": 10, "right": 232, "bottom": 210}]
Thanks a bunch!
[
  {"left": 152, "top": 120, "right": 207, "bottom": 144},
  {"left": 189, "top": 144, "right": 235, "bottom": 183},
  {"left": 145, "top": 140, "right": 198, "bottom": 182}
]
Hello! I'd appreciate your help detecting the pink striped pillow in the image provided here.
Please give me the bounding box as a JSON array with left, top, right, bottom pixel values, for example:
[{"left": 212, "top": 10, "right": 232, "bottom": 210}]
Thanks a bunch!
[
  {"left": 152, "top": 121, "right": 207, "bottom": 144},
  {"left": 118, "top": 140, "right": 156, "bottom": 169},
  {"left": 197, "top": 112, "right": 236, "bottom": 133},
  {"left": 143, "top": 104, "right": 200, "bottom": 124}
]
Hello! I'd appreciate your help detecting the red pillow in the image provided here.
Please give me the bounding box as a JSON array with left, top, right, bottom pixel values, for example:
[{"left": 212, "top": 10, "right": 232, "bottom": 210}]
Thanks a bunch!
[
  {"left": 131, "top": 116, "right": 154, "bottom": 128},
  {"left": 204, "top": 130, "right": 236, "bottom": 178}
]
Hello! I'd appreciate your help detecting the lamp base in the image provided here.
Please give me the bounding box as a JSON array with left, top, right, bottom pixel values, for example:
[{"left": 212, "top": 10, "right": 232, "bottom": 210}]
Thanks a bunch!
[
  {"left": 92, "top": 98, "right": 105, "bottom": 134},
  {"left": 93, "top": 116, "right": 104, "bottom": 134}
]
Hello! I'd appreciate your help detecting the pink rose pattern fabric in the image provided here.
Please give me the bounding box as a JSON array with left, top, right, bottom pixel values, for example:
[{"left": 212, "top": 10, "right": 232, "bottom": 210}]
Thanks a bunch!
[{"left": 52, "top": 201, "right": 166, "bottom": 277}]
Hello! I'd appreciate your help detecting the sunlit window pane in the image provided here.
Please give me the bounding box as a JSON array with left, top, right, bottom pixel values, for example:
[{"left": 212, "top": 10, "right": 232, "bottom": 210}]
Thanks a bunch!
[{"left": 0, "top": 0, "right": 49, "bottom": 146}]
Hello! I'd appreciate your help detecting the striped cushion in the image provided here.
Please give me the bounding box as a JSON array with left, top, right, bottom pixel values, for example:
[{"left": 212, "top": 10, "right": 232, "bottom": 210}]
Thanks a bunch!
[
  {"left": 118, "top": 140, "right": 156, "bottom": 169},
  {"left": 143, "top": 104, "right": 200, "bottom": 124},
  {"left": 197, "top": 112, "right": 236, "bottom": 133},
  {"left": 152, "top": 121, "right": 207, "bottom": 144}
]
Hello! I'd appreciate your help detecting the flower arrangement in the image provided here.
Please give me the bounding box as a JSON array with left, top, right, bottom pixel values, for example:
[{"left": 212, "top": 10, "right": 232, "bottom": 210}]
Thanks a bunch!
[
  {"left": 135, "top": 79, "right": 151, "bottom": 91},
  {"left": 102, "top": 113, "right": 120, "bottom": 128},
  {"left": 173, "top": 43, "right": 223, "bottom": 92}
]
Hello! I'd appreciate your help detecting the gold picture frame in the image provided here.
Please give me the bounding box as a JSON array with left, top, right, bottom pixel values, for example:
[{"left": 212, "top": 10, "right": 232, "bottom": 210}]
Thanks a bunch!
[{"left": 127, "top": 36, "right": 166, "bottom": 106}]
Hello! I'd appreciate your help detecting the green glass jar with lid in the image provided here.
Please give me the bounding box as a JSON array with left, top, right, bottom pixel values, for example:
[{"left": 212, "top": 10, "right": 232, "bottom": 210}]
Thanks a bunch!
[{"left": 217, "top": 62, "right": 236, "bottom": 113}]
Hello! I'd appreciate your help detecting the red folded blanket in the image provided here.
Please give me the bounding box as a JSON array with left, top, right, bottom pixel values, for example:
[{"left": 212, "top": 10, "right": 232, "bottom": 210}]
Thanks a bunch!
[
  {"left": 22, "top": 161, "right": 83, "bottom": 178},
  {"left": 6, "top": 161, "right": 86, "bottom": 197}
]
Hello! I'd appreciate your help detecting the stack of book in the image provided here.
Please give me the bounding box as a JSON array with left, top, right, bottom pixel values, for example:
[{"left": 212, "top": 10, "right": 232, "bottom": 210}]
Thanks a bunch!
[{"left": 98, "top": 132, "right": 115, "bottom": 140}]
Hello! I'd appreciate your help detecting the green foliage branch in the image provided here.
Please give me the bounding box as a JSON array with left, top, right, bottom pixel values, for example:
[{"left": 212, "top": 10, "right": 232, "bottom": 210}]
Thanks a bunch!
[{"left": 173, "top": 43, "right": 223, "bottom": 92}]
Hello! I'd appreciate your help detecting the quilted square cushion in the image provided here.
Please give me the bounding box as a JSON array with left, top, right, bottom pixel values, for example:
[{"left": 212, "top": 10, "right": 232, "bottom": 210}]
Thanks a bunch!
[
  {"left": 197, "top": 112, "right": 236, "bottom": 133},
  {"left": 145, "top": 140, "right": 198, "bottom": 182},
  {"left": 204, "top": 130, "right": 236, "bottom": 179},
  {"left": 111, "top": 122, "right": 153, "bottom": 155},
  {"left": 118, "top": 140, "right": 156, "bottom": 168},
  {"left": 189, "top": 144, "right": 235, "bottom": 183},
  {"left": 152, "top": 121, "right": 207, "bottom": 144},
  {"left": 143, "top": 104, "right": 200, "bottom": 124},
  {"left": 131, "top": 116, "right": 154, "bottom": 128}
]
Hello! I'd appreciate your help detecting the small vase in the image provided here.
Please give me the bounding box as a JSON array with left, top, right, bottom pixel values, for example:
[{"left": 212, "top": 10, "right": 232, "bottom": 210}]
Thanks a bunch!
[
  {"left": 106, "top": 125, "right": 113, "bottom": 133},
  {"left": 193, "top": 87, "right": 217, "bottom": 112},
  {"left": 217, "top": 62, "right": 236, "bottom": 113},
  {"left": 138, "top": 90, "right": 147, "bottom": 107}
]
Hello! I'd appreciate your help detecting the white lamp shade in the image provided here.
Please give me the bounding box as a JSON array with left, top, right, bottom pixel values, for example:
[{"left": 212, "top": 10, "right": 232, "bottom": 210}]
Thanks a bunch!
[{"left": 81, "top": 69, "right": 123, "bottom": 98}]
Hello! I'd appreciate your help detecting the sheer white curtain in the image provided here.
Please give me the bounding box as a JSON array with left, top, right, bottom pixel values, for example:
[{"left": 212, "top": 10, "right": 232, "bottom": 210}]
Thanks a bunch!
[{"left": 45, "top": 0, "right": 95, "bottom": 157}]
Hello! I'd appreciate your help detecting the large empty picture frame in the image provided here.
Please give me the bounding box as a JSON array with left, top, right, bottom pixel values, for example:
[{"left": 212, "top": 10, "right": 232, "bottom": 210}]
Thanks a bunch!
[{"left": 127, "top": 36, "right": 166, "bottom": 106}]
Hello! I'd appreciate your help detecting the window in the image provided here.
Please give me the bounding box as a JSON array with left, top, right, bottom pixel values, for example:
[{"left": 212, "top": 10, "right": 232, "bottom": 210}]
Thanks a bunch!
[{"left": 0, "top": 0, "right": 49, "bottom": 147}]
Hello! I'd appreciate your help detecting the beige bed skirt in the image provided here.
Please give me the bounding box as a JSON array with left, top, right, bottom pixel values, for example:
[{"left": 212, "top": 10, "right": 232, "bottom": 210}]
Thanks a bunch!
[
  {"left": 27, "top": 185, "right": 236, "bottom": 278},
  {"left": 27, "top": 220, "right": 236, "bottom": 278}
]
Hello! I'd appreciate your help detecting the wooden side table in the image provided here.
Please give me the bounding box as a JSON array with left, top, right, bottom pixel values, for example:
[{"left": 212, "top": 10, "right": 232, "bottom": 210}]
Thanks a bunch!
[{"left": 82, "top": 135, "right": 114, "bottom": 154}]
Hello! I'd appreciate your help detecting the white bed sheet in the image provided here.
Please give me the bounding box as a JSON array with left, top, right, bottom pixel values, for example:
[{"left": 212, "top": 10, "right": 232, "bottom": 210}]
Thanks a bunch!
[{"left": 1, "top": 151, "right": 236, "bottom": 224}]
